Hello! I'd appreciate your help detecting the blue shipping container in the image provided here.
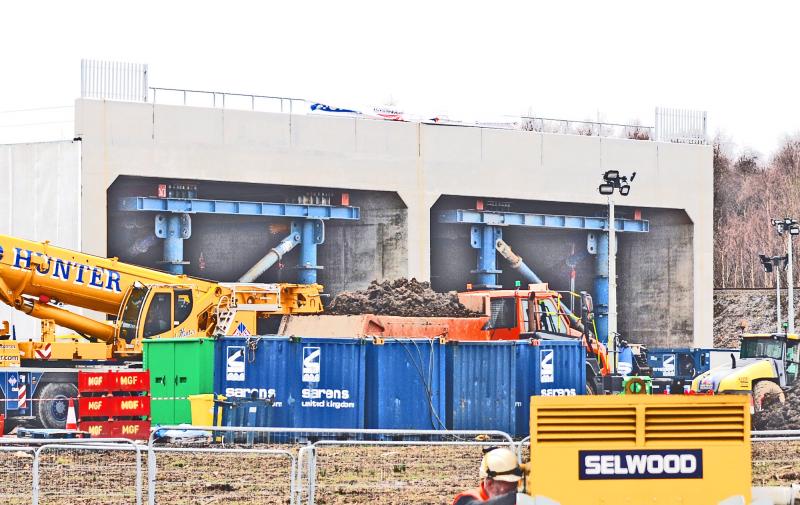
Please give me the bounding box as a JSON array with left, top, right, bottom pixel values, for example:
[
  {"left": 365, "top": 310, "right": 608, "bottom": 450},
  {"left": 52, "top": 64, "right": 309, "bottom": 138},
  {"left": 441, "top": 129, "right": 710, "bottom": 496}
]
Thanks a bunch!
[
  {"left": 647, "top": 348, "right": 710, "bottom": 380},
  {"left": 446, "top": 341, "right": 516, "bottom": 435},
  {"left": 365, "top": 338, "right": 447, "bottom": 431},
  {"left": 515, "top": 340, "right": 586, "bottom": 437},
  {"left": 215, "top": 337, "right": 366, "bottom": 432}
]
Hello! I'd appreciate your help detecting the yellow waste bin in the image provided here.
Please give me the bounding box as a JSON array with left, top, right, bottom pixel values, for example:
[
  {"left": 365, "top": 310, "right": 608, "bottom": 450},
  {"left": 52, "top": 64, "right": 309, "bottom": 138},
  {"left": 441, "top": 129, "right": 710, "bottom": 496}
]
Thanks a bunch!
[{"left": 188, "top": 394, "right": 225, "bottom": 427}]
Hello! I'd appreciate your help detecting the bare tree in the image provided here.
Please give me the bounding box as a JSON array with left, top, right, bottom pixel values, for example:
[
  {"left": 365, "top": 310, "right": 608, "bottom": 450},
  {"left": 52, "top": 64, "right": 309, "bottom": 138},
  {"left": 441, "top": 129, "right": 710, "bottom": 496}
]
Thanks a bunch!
[{"left": 714, "top": 134, "right": 800, "bottom": 288}]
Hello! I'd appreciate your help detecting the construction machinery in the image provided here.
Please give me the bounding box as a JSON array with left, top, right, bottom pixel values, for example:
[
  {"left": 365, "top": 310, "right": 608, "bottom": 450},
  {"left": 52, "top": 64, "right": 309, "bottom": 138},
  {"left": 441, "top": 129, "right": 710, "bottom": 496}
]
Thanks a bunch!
[
  {"left": 692, "top": 332, "right": 800, "bottom": 410},
  {"left": 493, "top": 238, "right": 651, "bottom": 392},
  {"left": 279, "top": 282, "right": 613, "bottom": 393},
  {"left": 0, "top": 234, "right": 324, "bottom": 428},
  {"left": 518, "top": 394, "right": 756, "bottom": 504}
]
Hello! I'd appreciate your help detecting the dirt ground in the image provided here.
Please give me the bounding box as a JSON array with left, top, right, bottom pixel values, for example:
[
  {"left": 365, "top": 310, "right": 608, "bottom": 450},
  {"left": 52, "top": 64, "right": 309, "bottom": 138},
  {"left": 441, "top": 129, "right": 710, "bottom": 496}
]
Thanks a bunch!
[
  {"left": 753, "top": 383, "right": 800, "bottom": 430},
  {"left": 713, "top": 289, "right": 797, "bottom": 347},
  {"left": 752, "top": 440, "right": 800, "bottom": 486},
  {"left": 0, "top": 441, "right": 796, "bottom": 504}
]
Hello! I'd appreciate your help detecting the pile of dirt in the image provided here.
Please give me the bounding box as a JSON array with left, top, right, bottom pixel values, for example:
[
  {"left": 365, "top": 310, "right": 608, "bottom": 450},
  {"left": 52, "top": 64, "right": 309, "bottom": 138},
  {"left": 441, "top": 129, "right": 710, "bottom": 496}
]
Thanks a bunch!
[
  {"left": 752, "top": 384, "right": 800, "bottom": 431},
  {"left": 327, "top": 278, "right": 483, "bottom": 318},
  {"left": 713, "top": 290, "right": 791, "bottom": 348}
]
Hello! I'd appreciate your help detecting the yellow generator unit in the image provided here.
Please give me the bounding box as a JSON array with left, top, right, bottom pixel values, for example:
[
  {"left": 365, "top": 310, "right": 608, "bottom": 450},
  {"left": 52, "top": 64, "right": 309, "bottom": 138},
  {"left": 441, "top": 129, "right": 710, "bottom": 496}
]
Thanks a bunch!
[{"left": 524, "top": 395, "right": 751, "bottom": 505}]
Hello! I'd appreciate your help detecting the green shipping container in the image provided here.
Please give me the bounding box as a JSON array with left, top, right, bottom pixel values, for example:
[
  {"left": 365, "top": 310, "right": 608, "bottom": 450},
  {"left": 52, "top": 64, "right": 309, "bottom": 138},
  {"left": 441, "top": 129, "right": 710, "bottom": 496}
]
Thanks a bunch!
[{"left": 143, "top": 338, "right": 215, "bottom": 425}]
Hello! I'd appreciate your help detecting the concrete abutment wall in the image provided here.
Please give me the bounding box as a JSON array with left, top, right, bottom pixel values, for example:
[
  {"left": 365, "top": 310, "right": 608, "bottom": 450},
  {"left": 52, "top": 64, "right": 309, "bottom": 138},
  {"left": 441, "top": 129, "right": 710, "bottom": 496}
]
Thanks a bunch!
[{"left": 75, "top": 99, "right": 713, "bottom": 347}]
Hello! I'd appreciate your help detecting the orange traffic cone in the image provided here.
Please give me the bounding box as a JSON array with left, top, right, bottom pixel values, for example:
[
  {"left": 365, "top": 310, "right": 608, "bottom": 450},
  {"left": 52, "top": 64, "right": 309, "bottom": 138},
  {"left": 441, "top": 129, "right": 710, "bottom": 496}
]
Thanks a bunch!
[{"left": 65, "top": 398, "right": 78, "bottom": 430}]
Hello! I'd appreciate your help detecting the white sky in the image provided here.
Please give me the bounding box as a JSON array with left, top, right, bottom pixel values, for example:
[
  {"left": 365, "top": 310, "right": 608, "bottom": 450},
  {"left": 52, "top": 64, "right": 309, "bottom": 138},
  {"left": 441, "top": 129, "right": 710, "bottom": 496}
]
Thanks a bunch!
[{"left": 2, "top": 0, "right": 798, "bottom": 157}]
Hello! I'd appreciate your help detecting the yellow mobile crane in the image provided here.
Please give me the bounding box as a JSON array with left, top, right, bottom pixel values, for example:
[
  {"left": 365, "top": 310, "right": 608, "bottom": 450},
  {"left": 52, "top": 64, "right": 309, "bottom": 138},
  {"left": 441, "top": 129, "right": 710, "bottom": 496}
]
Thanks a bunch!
[{"left": 0, "top": 234, "right": 323, "bottom": 428}]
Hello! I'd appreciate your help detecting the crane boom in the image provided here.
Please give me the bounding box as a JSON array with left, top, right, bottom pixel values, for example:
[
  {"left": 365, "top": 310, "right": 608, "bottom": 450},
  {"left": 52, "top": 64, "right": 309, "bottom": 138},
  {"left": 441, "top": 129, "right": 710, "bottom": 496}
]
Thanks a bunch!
[
  {"left": 0, "top": 234, "right": 324, "bottom": 354},
  {"left": 0, "top": 235, "right": 216, "bottom": 315}
]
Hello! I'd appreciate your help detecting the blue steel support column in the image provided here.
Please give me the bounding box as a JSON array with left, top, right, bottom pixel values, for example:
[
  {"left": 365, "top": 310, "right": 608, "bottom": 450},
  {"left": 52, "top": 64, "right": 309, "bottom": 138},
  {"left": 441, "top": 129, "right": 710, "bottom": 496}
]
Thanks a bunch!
[
  {"left": 165, "top": 216, "right": 184, "bottom": 275},
  {"left": 155, "top": 214, "right": 191, "bottom": 275},
  {"left": 594, "top": 232, "right": 609, "bottom": 345},
  {"left": 470, "top": 225, "right": 503, "bottom": 289},
  {"left": 298, "top": 219, "right": 324, "bottom": 284}
]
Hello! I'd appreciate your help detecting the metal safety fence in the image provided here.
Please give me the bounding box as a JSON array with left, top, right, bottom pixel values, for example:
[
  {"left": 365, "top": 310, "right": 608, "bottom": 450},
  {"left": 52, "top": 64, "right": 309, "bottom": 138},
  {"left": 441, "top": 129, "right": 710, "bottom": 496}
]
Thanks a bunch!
[
  {"left": 149, "top": 446, "right": 295, "bottom": 505},
  {"left": 0, "top": 438, "right": 141, "bottom": 505},
  {"left": 81, "top": 59, "right": 149, "bottom": 102},
  {"left": 149, "top": 87, "right": 306, "bottom": 114},
  {"left": 654, "top": 106, "right": 707, "bottom": 144},
  {"left": 0, "top": 446, "right": 36, "bottom": 505},
  {"left": 33, "top": 442, "right": 142, "bottom": 505},
  {"left": 5, "top": 426, "right": 796, "bottom": 504},
  {"left": 148, "top": 425, "right": 515, "bottom": 505}
]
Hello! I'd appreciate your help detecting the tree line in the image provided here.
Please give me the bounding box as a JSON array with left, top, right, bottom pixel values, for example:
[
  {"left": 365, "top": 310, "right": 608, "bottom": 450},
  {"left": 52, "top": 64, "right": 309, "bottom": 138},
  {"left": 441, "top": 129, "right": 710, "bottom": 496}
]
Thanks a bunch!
[{"left": 714, "top": 136, "right": 800, "bottom": 288}]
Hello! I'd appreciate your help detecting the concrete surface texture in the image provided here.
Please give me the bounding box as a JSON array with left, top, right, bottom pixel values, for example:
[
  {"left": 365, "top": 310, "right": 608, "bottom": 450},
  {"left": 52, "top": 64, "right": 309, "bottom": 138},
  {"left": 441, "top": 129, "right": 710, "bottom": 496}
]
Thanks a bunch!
[
  {"left": 74, "top": 99, "right": 712, "bottom": 347},
  {"left": 0, "top": 140, "right": 82, "bottom": 338}
]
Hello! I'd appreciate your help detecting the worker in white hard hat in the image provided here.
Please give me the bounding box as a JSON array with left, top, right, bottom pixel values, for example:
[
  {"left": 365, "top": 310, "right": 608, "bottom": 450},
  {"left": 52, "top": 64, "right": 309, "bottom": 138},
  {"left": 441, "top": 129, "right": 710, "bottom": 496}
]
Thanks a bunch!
[{"left": 452, "top": 447, "right": 522, "bottom": 505}]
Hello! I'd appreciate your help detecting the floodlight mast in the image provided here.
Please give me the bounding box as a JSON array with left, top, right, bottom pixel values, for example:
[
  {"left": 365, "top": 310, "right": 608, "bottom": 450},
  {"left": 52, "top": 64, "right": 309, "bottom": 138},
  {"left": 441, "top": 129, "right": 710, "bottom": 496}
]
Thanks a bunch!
[
  {"left": 608, "top": 189, "right": 617, "bottom": 372},
  {"left": 790, "top": 229, "right": 795, "bottom": 333},
  {"left": 759, "top": 253, "right": 787, "bottom": 332},
  {"left": 777, "top": 257, "right": 783, "bottom": 333},
  {"left": 772, "top": 217, "right": 798, "bottom": 333},
  {"left": 599, "top": 169, "right": 636, "bottom": 375}
]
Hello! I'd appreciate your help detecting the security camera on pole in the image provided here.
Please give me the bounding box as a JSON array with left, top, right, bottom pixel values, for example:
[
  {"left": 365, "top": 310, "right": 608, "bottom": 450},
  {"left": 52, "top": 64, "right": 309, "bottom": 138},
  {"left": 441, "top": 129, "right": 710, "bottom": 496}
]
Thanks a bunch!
[
  {"left": 771, "top": 218, "right": 799, "bottom": 334},
  {"left": 598, "top": 170, "right": 635, "bottom": 374}
]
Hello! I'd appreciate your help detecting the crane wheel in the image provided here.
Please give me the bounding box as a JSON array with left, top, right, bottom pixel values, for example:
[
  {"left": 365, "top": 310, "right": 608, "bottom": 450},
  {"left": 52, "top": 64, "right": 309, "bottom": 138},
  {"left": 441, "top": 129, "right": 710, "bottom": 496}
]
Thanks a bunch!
[
  {"left": 34, "top": 382, "right": 78, "bottom": 429},
  {"left": 752, "top": 381, "right": 785, "bottom": 412}
]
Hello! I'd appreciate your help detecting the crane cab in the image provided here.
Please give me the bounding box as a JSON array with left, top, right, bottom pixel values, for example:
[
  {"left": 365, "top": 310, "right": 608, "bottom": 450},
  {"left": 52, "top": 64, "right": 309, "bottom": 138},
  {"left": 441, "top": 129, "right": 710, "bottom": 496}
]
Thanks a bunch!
[
  {"left": 115, "top": 283, "right": 204, "bottom": 355},
  {"left": 113, "top": 282, "right": 325, "bottom": 356}
]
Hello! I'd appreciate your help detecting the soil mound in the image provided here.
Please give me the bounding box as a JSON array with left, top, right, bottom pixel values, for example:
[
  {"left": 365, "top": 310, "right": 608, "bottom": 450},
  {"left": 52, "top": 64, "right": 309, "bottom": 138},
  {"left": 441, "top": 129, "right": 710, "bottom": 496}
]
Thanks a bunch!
[
  {"left": 713, "top": 290, "right": 788, "bottom": 348},
  {"left": 753, "top": 384, "right": 800, "bottom": 431},
  {"left": 327, "top": 278, "right": 483, "bottom": 318}
]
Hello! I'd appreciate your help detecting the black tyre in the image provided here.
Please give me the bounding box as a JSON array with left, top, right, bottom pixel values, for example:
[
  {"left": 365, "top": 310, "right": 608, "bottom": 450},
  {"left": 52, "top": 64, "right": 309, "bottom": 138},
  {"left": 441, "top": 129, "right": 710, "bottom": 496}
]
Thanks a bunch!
[
  {"left": 585, "top": 371, "right": 597, "bottom": 395},
  {"left": 34, "top": 382, "right": 78, "bottom": 429}
]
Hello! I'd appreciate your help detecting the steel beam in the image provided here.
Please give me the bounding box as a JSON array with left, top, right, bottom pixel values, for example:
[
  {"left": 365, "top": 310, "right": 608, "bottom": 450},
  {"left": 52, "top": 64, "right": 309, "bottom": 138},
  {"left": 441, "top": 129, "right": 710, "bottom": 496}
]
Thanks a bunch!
[
  {"left": 442, "top": 208, "right": 648, "bottom": 334},
  {"left": 438, "top": 209, "right": 648, "bottom": 232},
  {"left": 121, "top": 196, "right": 359, "bottom": 282},
  {"left": 119, "top": 196, "right": 360, "bottom": 220}
]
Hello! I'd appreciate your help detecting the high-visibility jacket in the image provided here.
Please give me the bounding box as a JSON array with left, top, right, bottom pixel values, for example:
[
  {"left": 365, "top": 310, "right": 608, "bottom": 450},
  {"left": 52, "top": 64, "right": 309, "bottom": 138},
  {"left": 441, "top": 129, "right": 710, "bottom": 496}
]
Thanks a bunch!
[{"left": 452, "top": 486, "right": 489, "bottom": 505}]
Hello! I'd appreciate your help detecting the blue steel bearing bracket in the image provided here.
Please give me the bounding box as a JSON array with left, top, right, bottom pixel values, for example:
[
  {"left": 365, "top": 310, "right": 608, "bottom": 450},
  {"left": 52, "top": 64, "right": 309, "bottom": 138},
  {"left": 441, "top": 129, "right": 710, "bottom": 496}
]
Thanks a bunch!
[
  {"left": 469, "top": 225, "right": 503, "bottom": 289},
  {"left": 587, "top": 232, "right": 598, "bottom": 255},
  {"left": 155, "top": 213, "right": 192, "bottom": 270}
]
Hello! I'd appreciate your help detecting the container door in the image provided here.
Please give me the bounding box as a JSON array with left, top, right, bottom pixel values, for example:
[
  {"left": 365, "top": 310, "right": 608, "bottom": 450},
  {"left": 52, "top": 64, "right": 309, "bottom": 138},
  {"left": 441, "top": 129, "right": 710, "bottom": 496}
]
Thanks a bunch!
[
  {"left": 514, "top": 343, "right": 532, "bottom": 437},
  {"left": 173, "top": 339, "right": 214, "bottom": 423},
  {"left": 147, "top": 342, "right": 176, "bottom": 424}
]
